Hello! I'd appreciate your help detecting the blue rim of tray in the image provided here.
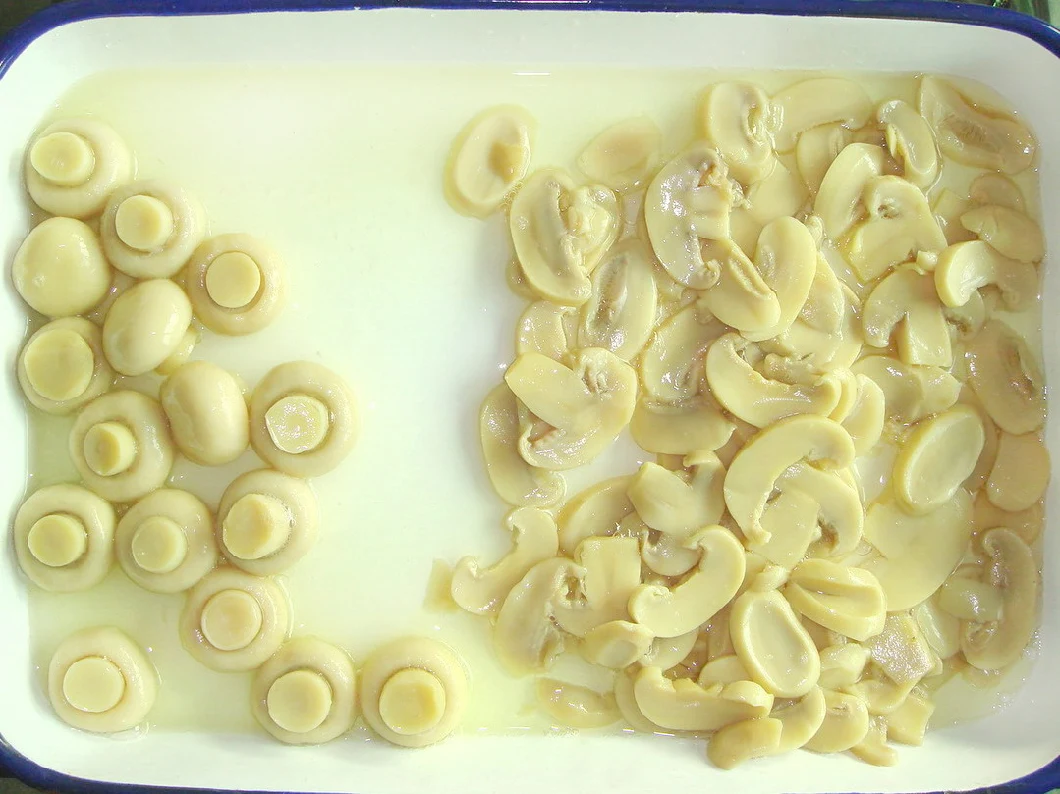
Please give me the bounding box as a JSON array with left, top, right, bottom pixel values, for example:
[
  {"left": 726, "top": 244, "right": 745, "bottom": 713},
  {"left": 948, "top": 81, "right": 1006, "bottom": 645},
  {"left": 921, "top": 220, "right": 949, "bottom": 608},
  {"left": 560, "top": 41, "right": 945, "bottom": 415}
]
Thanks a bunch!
[{"left": 0, "top": 1, "right": 1058, "bottom": 793}]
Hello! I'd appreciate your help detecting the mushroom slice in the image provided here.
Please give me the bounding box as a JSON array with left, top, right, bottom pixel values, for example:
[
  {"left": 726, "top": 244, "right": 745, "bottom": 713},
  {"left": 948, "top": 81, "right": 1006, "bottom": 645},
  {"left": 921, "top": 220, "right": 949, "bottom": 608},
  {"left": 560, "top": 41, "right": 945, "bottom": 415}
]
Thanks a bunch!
[
  {"left": 578, "top": 239, "right": 658, "bottom": 360},
  {"left": 507, "top": 348, "right": 638, "bottom": 471},
  {"left": 698, "top": 655, "right": 752, "bottom": 686},
  {"left": 577, "top": 116, "right": 661, "bottom": 191},
  {"left": 967, "top": 320, "right": 1045, "bottom": 435},
  {"left": 724, "top": 414, "right": 856, "bottom": 546},
  {"left": 969, "top": 172, "right": 1026, "bottom": 210},
  {"left": 745, "top": 160, "right": 809, "bottom": 228},
  {"left": 633, "top": 666, "right": 773, "bottom": 732},
  {"left": 851, "top": 356, "right": 960, "bottom": 425},
  {"left": 693, "top": 238, "right": 782, "bottom": 335},
  {"left": 937, "top": 574, "right": 1005, "bottom": 623},
  {"left": 581, "top": 620, "right": 655, "bottom": 669},
  {"left": 893, "top": 405, "right": 985, "bottom": 515},
  {"left": 639, "top": 302, "right": 726, "bottom": 402},
  {"left": 863, "top": 266, "right": 951, "bottom": 367},
  {"left": 865, "top": 614, "right": 939, "bottom": 686},
  {"left": 797, "top": 124, "right": 853, "bottom": 197},
  {"left": 516, "top": 301, "right": 576, "bottom": 362},
  {"left": 535, "top": 679, "right": 620, "bottom": 729},
  {"left": 614, "top": 669, "right": 663, "bottom": 732},
  {"left": 987, "top": 432, "right": 1050, "bottom": 512},
  {"left": 750, "top": 488, "right": 820, "bottom": 569},
  {"left": 772, "top": 686, "right": 828, "bottom": 752},
  {"left": 777, "top": 464, "right": 864, "bottom": 558},
  {"left": 509, "top": 168, "right": 620, "bottom": 305},
  {"left": 629, "top": 396, "right": 735, "bottom": 455},
  {"left": 861, "top": 490, "right": 974, "bottom": 611},
  {"left": 961, "top": 528, "right": 1039, "bottom": 671},
  {"left": 804, "top": 690, "right": 870, "bottom": 753},
  {"left": 934, "top": 240, "right": 1038, "bottom": 311},
  {"left": 886, "top": 691, "right": 935, "bottom": 746},
  {"left": 813, "top": 143, "right": 885, "bottom": 239},
  {"left": 494, "top": 557, "right": 585, "bottom": 676},
  {"left": 773, "top": 77, "right": 873, "bottom": 153},
  {"left": 843, "top": 176, "right": 947, "bottom": 282},
  {"left": 918, "top": 76, "right": 1036, "bottom": 174},
  {"left": 640, "top": 527, "right": 701, "bottom": 577},
  {"left": 479, "top": 383, "right": 565, "bottom": 508},
  {"left": 932, "top": 188, "right": 977, "bottom": 245},
  {"left": 444, "top": 105, "right": 535, "bottom": 218},
  {"left": 785, "top": 560, "right": 886, "bottom": 642},
  {"left": 450, "top": 507, "right": 559, "bottom": 614},
  {"left": 851, "top": 716, "right": 899, "bottom": 767},
  {"left": 730, "top": 588, "right": 821, "bottom": 698},
  {"left": 642, "top": 628, "right": 700, "bottom": 671},
  {"left": 627, "top": 452, "right": 725, "bottom": 541},
  {"left": 553, "top": 536, "right": 641, "bottom": 637},
  {"left": 841, "top": 374, "right": 885, "bottom": 455},
  {"left": 913, "top": 593, "right": 962, "bottom": 661},
  {"left": 959, "top": 204, "right": 1044, "bottom": 264},
  {"left": 628, "top": 526, "right": 745, "bottom": 638},
  {"left": 877, "top": 99, "right": 939, "bottom": 189},
  {"left": 708, "top": 717, "right": 784, "bottom": 769},
  {"left": 975, "top": 491, "right": 1043, "bottom": 546},
  {"left": 818, "top": 644, "right": 870, "bottom": 690},
  {"left": 743, "top": 217, "right": 818, "bottom": 342},
  {"left": 557, "top": 476, "right": 633, "bottom": 555},
  {"left": 699, "top": 81, "right": 779, "bottom": 184}
]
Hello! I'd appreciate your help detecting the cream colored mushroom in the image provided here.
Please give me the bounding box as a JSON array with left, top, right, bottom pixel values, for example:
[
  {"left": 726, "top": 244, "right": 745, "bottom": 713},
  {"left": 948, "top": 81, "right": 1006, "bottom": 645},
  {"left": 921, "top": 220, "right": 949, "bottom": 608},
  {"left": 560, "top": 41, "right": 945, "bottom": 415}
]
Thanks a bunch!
[
  {"left": 517, "top": 301, "right": 575, "bottom": 362},
  {"left": 886, "top": 691, "right": 935, "bottom": 745},
  {"left": 628, "top": 526, "right": 745, "bottom": 638},
  {"left": 577, "top": 116, "right": 661, "bottom": 191},
  {"left": 629, "top": 396, "right": 735, "bottom": 455},
  {"left": 772, "top": 77, "right": 872, "bottom": 153},
  {"left": 697, "top": 655, "right": 751, "bottom": 686},
  {"left": 851, "top": 356, "right": 960, "bottom": 425},
  {"left": 691, "top": 238, "right": 782, "bottom": 335},
  {"left": 578, "top": 238, "right": 658, "bottom": 360},
  {"left": 102, "top": 279, "right": 193, "bottom": 376},
  {"left": 932, "top": 188, "right": 976, "bottom": 245},
  {"left": 749, "top": 488, "right": 819, "bottom": 569},
  {"left": 642, "top": 628, "right": 700, "bottom": 671},
  {"left": 892, "top": 405, "right": 985, "bottom": 515},
  {"left": 509, "top": 168, "right": 619, "bottom": 305},
  {"left": 913, "top": 593, "right": 962, "bottom": 661},
  {"left": 249, "top": 361, "right": 357, "bottom": 477},
  {"left": 535, "top": 679, "right": 621, "bottom": 729},
  {"left": 959, "top": 204, "right": 1044, "bottom": 264},
  {"left": 744, "top": 160, "right": 809, "bottom": 229},
  {"left": 934, "top": 240, "right": 1038, "bottom": 311},
  {"left": 970, "top": 172, "right": 1026, "bottom": 210},
  {"left": 479, "top": 383, "right": 565, "bottom": 508},
  {"left": 938, "top": 573, "right": 1005, "bottom": 622},
  {"left": 785, "top": 464, "right": 865, "bottom": 557},
  {"left": 961, "top": 528, "right": 1038, "bottom": 671},
  {"left": 851, "top": 716, "right": 899, "bottom": 767},
  {"left": 731, "top": 588, "right": 821, "bottom": 698},
  {"left": 804, "top": 690, "right": 870, "bottom": 753},
  {"left": 115, "top": 488, "right": 218, "bottom": 593},
  {"left": 839, "top": 374, "right": 885, "bottom": 455},
  {"left": 450, "top": 507, "right": 558, "bottom": 614},
  {"left": 69, "top": 390, "right": 175, "bottom": 503},
  {"left": 160, "top": 361, "right": 249, "bottom": 466},
  {"left": 878, "top": 99, "right": 939, "bottom": 189},
  {"left": 636, "top": 525, "right": 698, "bottom": 580},
  {"left": 613, "top": 669, "right": 664, "bottom": 732},
  {"left": 967, "top": 320, "right": 1045, "bottom": 435},
  {"left": 553, "top": 536, "right": 641, "bottom": 636},
  {"left": 772, "top": 686, "right": 828, "bottom": 753},
  {"left": 633, "top": 666, "right": 773, "bottom": 732},
  {"left": 12, "top": 217, "right": 112, "bottom": 318},
  {"left": 48, "top": 627, "right": 156, "bottom": 733},
  {"left": 556, "top": 476, "right": 633, "bottom": 555},
  {"left": 639, "top": 303, "right": 726, "bottom": 403},
  {"left": 741, "top": 216, "right": 817, "bottom": 342},
  {"left": 100, "top": 180, "right": 206, "bottom": 278},
  {"left": 493, "top": 557, "right": 584, "bottom": 675},
  {"left": 813, "top": 143, "right": 885, "bottom": 239},
  {"left": 918, "top": 76, "right": 1036, "bottom": 174},
  {"left": 865, "top": 613, "right": 939, "bottom": 686},
  {"left": 186, "top": 234, "right": 287, "bottom": 335},
  {"left": 861, "top": 490, "right": 974, "bottom": 611},
  {"left": 444, "top": 105, "right": 535, "bottom": 217},
  {"left": 862, "top": 266, "right": 951, "bottom": 367},
  {"left": 26, "top": 118, "right": 133, "bottom": 218},
  {"left": 975, "top": 491, "right": 1043, "bottom": 546},
  {"left": 796, "top": 123, "right": 852, "bottom": 196},
  {"left": 698, "top": 81, "right": 778, "bottom": 184},
  {"left": 14, "top": 484, "right": 114, "bottom": 592},
  {"left": 506, "top": 348, "right": 637, "bottom": 471},
  {"left": 986, "top": 432, "right": 1049, "bottom": 512},
  {"left": 17, "top": 318, "right": 113, "bottom": 415},
  {"left": 581, "top": 620, "right": 655, "bottom": 668},
  {"left": 817, "top": 644, "right": 870, "bottom": 689},
  {"left": 180, "top": 567, "right": 290, "bottom": 672},
  {"left": 708, "top": 716, "right": 783, "bottom": 769},
  {"left": 627, "top": 452, "right": 725, "bottom": 541},
  {"left": 360, "top": 636, "right": 468, "bottom": 748},
  {"left": 785, "top": 560, "right": 886, "bottom": 642}
]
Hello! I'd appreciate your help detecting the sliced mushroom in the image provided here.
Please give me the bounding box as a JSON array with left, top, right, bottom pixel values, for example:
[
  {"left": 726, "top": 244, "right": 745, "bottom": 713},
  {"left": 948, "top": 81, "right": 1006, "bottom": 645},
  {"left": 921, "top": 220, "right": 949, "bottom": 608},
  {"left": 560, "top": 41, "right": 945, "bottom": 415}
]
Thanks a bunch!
[
  {"left": 692, "top": 238, "right": 782, "bottom": 335},
  {"left": 743, "top": 216, "right": 817, "bottom": 341},
  {"left": 937, "top": 574, "right": 1005, "bottom": 622},
  {"left": 813, "top": 143, "right": 885, "bottom": 239},
  {"left": 642, "top": 628, "right": 701, "bottom": 671},
  {"left": 516, "top": 301, "right": 576, "bottom": 362},
  {"left": 932, "top": 188, "right": 976, "bottom": 245},
  {"left": 959, "top": 204, "right": 1044, "bottom": 264},
  {"left": 535, "top": 679, "right": 620, "bottom": 729},
  {"left": 796, "top": 124, "right": 852, "bottom": 197},
  {"left": 886, "top": 690, "right": 935, "bottom": 745},
  {"left": 444, "top": 105, "right": 535, "bottom": 217},
  {"left": 745, "top": 160, "right": 809, "bottom": 228},
  {"left": 633, "top": 666, "right": 773, "bottom": 732},
  {"left": 772, "top": 686, "right": 828, "bottom": 752},
  {"left": 969, "top": 172, "right": 1025, "bottom": 210},
  {"left": 840, "top": 374, "right": 885, "bottom": 455},
  {"left": 557, "top": 476, "right": 633, "bottom": 555},
  {"left": 553, "top": 536, "right": 641, "bottom": 636},
  {"left": 749, "top": 488, "right": 820, "bottom": 569},
  {"left": 577, "top": 116, "right": 661, "bottom": 191},
  {"left": 627, "top": 452, "right": 725, "bottom": 542},
  {"left": 913, "top": 593, "right": 962, "bottom": 661},
  {"left": 785, "top": 560, "right": 886, "bottom": 642},
  {"left": 506, "top": 348, "right": 637, "bottom": 471},
  {"left": 581, "top": 620, "right": 655, "bottom": 669},
  {"left": 918, "top": 76, "right": 1036, "bottom": 174},
  {"left": 934, "top": 240, "right": 1038, "bottom": 311},
  {"left": 628, "top": 526, "right": 745, "bottom": 638},
  {"left": 777, "top": 464, "right": 864, "bottom": 558},
  {"left": 578, "top": 239, "right": 658, "bottom": 360},
  {"left": 629, "top": 396, "right": 735, "bottom": 455},
  {"left": 698, "top": 81, "right": 779, "bottom": 184},
  {"left": 773, "top": 77, "right": 872, "bottom": 153},
  {"left": 803, "top": 690, "right": 870, "bottom": 753},
  {"left": 967, "top": 320, "right": 1045, "bottom": 435},
  {"left": 639, "top": 303, "right": 725, "bottom": 402},
  {"left": 708, "top": 716, "right": 783, "bottom": 769},
  {"left": 817, "top": 644, "right": 870, "bottom": 690},
  {"left": 878, "top": 99, "right": 939, "bottom": 189},
  {"left": 509, "top": 168, "right": 619, "bottom": 305},
  {"left": 697, "top": 655, "right": 751, "bottom": 686},
  {"left": 851, "top": 716, "right": 899, "bottom": 767},
  {"left": 851, "top": 355, "right": 960, "bottom": 424},
  {"left": 450, "top": 507, "right": 559, "bottom": 614},
  {"left": 863, "top": 266, "right": 951, "bottom": 367},
  {"left": 975, "top": 491, "right": 1043, "bottom": 546},
  {"left": 865, "top": 614, "right": 940, "bottom": 688},
  {"left": 847, "top": 666, "right": 917, "bottom": 716},
  {"left": 986, "top": 432, "right": 1050, "bottom": 512},
  {"left": 730, "top": 588, "right": 821, "bottom": 698},
  {"left": 892, "top": 405, "right": 985, "bottom": 515}
]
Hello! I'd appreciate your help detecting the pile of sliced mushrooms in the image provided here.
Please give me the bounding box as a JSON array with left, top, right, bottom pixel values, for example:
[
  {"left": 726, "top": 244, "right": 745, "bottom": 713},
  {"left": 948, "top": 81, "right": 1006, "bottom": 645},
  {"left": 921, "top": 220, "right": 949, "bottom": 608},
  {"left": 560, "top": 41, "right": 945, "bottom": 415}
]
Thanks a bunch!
[{"left": 442, "top": 74, "right": 1048, "bottom": 768}]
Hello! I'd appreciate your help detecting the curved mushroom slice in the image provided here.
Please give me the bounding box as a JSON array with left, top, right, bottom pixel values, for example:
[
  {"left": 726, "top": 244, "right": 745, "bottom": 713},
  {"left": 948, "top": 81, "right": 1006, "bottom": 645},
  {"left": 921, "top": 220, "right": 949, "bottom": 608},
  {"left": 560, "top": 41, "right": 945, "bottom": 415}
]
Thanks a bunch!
[
  {"left": 773, "top": 77, "right": 872, "bottom": 153},
  {"left": 516, "top": 301, "right": 576, "bottom": 362},
  {"left": 886, "top": 690, "right": 935, "bottom": 746},
  {"left": 553, "top": 536, "right": 641, "bottom": 636},
  {"left": 629, "top": 396, "right": 734, "bottom": 455},
  {"left": 913, "top": 594, "right": 962, "bottom": 661},
  {"left": 804, "top": 690, "right": 870, "bottom": 753},
  {"left": 851, "top": 716, "right": 899, "bottom": 767},
  {"left": 960, "top": 204, "right": 1044, "bottom": 264},
  {"left": 865, "top": 613, "right": 939, "bottom": 686},
  {"left": 938, "top": 574, "right": 1005, "bottom": 623},
  {"left": 699, "top": 81, "right": 779, "bottom": 184},
  {"left": 893, "top": 405, "right": 985, "bottom": 514},
  {"left": 797, "top": 124, "right": 853, "bottom": 197},
  {"left": 444, "top": 105, "right": 535, "bottom": 218},
  {"left": 614, "top": 669, "right": 664, "bottom": 733},
  {"left": 633, "top": 666, "right": 773, "bottom": 732},
  {"left": 932, "top": 188, "right": 977, "bottom": 245},
  {"left": 628, "top": 526, "right": 745, "bottom": 639},
  {"left": 627, "top": 452, "right": 725, "bottom": 541},
  {"left": 731, "top": 589, "right": 821, "bottom": 698},
  {"left": 692, "top": 238, "right": 782, "bottom": 335},
  {"left": 578, "top": 239, "right": 658, "bottom": 361},
  {"left": 975, "top": 491, "right": 1044, "bottom": 546},
  {"left": 840, "top": 374, "right": 885, "bottom": 455},
  {"left": 557, "top": 476, "right": 634, "bottom": 555},
  {"left": 577, "top": 116, "right": 661, "bottom": 191},
  {"left": 934, "top": 240, "right": 1038, "bottom": 311},
  {"left": 961, "top": 528, "right": 1039, "bottom": 671},
  {"left": 750, "top": 488, "right": 820, "bottom": 569},
  {"left": 493, "top": 557, "right": 584, "bottom": 676},
  {"left": 697, "top": 655, "right": 752, "bottom": 687},
  {"left": 743, "top": 217, "right": 817, "bottom": 342},
  {"left": 967, "top": 320, "right": 1045, "bottom": 435},
  {"left": 642, "top": 628, "right": 700, "bottom": 671},
  {"left": 863, "top": 266, "right": 951, "bottom": 367},
  {"left": 969, "top": 172, "right": 1026, "bottom": 210},
  {"left": 509, "top": 168, "right": 620, "bottom": 305},
  {"left": 770, "top": 278, "right": 864, "bottom": 374},
  {"left": 535, "top": 679, "right": 621, "bottom": 729},
  {"left": 506, "top": 348, "right": 638, "bottom": 471},
  {"left": 479, "top": 383, "right": 565, "bottom": 507},
  {"left": 943, "top": 289, "right": 987, "bottom": 344},
  {"left": 772, "top": 686, "right": 828, "bottom": 753},
  {"left": 878, "top": 99, "right": 939, "bottom": 189},
  {"left": 777, "top": 464, "right": 863, "bottom": 558},
  {"left": 844, "top": 176, "right": 947, "bottom": 283},
  {"left": 450, "top": 507, "right": 559, "bottom": 614},
  {"left": 785, "top": 560, "right": 886, "bottom": 642},
  {"left": 987, "top": 432, "right": 1050, "bottom": 512},
  {"left": 918, "top": 76, "right": 1036, "bottom": 174},
  {"left": 581, "top": 620, "right": 655, "bottom": 669},
  {"left": 639, "top": 303, "right": 725, "bottom": 403},
  {"left": 745, "top": 160, "right": 809, "bottom": 228},
  {"left": 851, "top": 355, "right": 960, "bottom": 425},
  {"left": 817, "top": 644, "right": 870, "bottom": 690},
  {"left": 813, "top": 143, "right": 886, "bottom": 240},
  {"left": 861, "top": 490, "right": 974, "bottom": 611},
  {"left": 708, "top": 717, "right": 784, "bottom": 769},
  {"left": 724, "top": 414, "right": 856, "bottom": 546},
  {"left": 640, "top": 527, "right": 701, "bottom": 577}
]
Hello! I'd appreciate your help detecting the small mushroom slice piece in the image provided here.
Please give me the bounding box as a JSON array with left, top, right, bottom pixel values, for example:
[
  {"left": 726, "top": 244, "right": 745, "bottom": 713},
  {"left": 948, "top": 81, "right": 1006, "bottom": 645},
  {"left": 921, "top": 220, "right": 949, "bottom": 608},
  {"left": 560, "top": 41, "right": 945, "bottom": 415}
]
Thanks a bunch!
[
  {"left": 642, "top": 627, "right": 700, "bottom": 671},
  {"left": 959, "top": 204, "right": 1044, "bottom": 264},
  {"left": 861, "top": 490, "right": 974, "bottom": 611},
  {"left": 918, "top": 76, "right": 1036, "bottom": 174},
  {"left": 913, "top": 593, "right": 962, "bottom": 661},
  {"left": 509, "top": 168, "right": 619, "bottom": 305},
  {"left": 796, "top": 123, "right": 853, "bottom": 196},
  {"left": 961, "top": 528, "right": 1039, "bottom": 671},
  {"left": 932, "top": 188, "right": 977, "bottom": 245},
  {"left": 969, "top": 172, "right": 1025, "bottom": 210},
  {"left": 581, "top": 620, "right": 655, "bottom": 669},
  {"left": 804, "top": 690, "right": 870, "bottom": 754},
  {"left": 886, "top": 691, "right": 935, "bottom": 746},
  {"left": 557, "top": 476, "right": 633, "bottom": 555},
  {"left": 698, "top": 655, "right": 751, "bottom": 686},
  {"left": 863, "top": 266, "right": 951, "bottom": 367},
  {"left": 577, "top": 116, "right": 661, "bottom": 191},
  {"left": 692, "top": 238, "right": 782, "bottom": 335},
  {"left": 750, "top": 488, "right": 820, "bottom": 569},
  {"left": 639, "top": 303, "right": 726, "bottom": 402},
  {"left": 743, "top": 216, "right": 817, "bottom": 342},
  {"left": 633, "top": 666, "right": 773, "bottom": 732},
  {"left": 614, "top": 669, "right": 663, "bottom": 732},
  {"left": 506, "top": 348, "right": 637, "bottom": 471},
  {"left": 731, "top": 588, "right": 821, "bottom": 699},
  {"left": 536, "top": 679, "right": 620, "bottom": 729},
  {"left": 745, "top": 160, "right": 809, "bottom": 229},
  {"left": 698, "top": 81, "right": 779, "bottom": 184},
  {"left": 640, "top": 527, "right": 701, "bottom": 577},
  {"left": 967, "top": 320, "right": 1045, "bottom": 435},
  {"left": 841, "top": 374, "right": 885, "bottom": 455},
  {"left": 813, "top": 143, "right": 886, "bottom": 239},
  {"left": 479, "top": 383, "right": 565, "bottom": 508},
  {"left": 987, "top": 432, "right": 1050, "bottom": 512},
  {"left": 708, "top": 716, "right": 784, "bottom": 769},
  {"left": 450, "top": 507, "right": 559, "bottom": 614},
  {"left": 777, "top": 464, "right": 864, "bottom": 558},
  {"left": 934, "top": 240, "right": 1038, "bottom": 311},
  {"left": 785, "top": 560, "right": 886, "bottom": 642},
  {"left": 553, "top": 536, "right": 641, "bottom": 636},
  {"left": 772, "top": 686, "right": 828, "bottom": 752},
  {"left": 818, "top": 644, "right": 870, "bottom": 689},
  {"left": 975, "top": 491, "right": 1043, "bottom": 546},
  {"left": 444, "top": 105, "right": 535, "bottom": 217},
  {"left": 773, "top": 77, "right": 873, "bottom": 153},
  {"left": 629, "top": 396, "right": 734, "bottom": 455},
  {"left": 851, "top": 716, "right": 899, "bottom": 767},
  {"left": 578, "top": 239, "right": 658, "bottom": 360},
  {"left": 627, "top": 452, "right": 725, "bottom": 541},
  {"left": 878, "top": 99, "right": 939, "bottom": 189},
  {"left": 851, "top": 356, "right": 960, "bottom": 425},
  {"left": 938, "top": 574, "right": 1005, "bottom": 622},
  {"left": 844, "top": 176, "right": 947, "bottom": 282},
  {"left": 628, "top": 526, "right": 745, "bottom": 638},
  {"left": 864, "top": 613, "right": 939, "bottom": 686},
  {"left": 516, "top": 301, "right": 575, "bottom": 362},
  {"left": 892, "top": 405, "right": 985, "bottom": 515}
]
